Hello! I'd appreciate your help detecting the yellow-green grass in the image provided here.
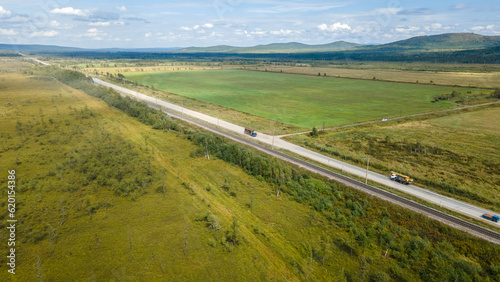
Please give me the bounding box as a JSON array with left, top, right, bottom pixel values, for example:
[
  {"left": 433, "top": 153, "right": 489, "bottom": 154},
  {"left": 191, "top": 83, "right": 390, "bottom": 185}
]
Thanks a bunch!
[
  {"left": 2, "top": 66, "right": 499, "bottom": 281},
  {"left": 285, "top": 106, "right": 500, "bottom": 210},
  {"left": 87, "top": 64, "right": 223, "bottom": 74},
  {"left": 0, "top": 70, "right": 394, "bottom": 280},
  {"left": 124, "top": 69, "right": 489, "bottom": 129},
  {"left": 248, "top": 65, "right": 500, "bottom": 89},
  {"left": 93, "top": 74, "right": 304, "bottom": 135},
  {"left": 84, "top": 60, "right": 500, "bottom": 89},
  {"left": 0, "top": 57, "right": 34, "bottom": 73}
]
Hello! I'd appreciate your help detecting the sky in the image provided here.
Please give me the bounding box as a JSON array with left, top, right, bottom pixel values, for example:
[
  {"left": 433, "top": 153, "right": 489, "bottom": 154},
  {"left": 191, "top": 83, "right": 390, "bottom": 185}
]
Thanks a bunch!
[{"left": 0, "top": 0, "right": 499, "bottom": 48}]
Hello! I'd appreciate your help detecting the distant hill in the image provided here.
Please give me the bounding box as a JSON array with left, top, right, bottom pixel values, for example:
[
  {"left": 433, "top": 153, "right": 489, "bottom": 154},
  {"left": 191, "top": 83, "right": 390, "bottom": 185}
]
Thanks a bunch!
[
  {"left": 96, "top": 47, "right": 182, "bottom": 52},
  {"left": 1, "top": 33, "right": 498, "bottom": 63},
  {"left": 0, "top": 44, "right": 183, "bottom": 53},
  {"left": 373, "top": 33, "right": 500, "bottom": 51},
  {"left": 177, "top": 41, "right": 360, "bottom": 53},
  {"left": 0, "top": 44, "right": 85, "bottom": 53}
]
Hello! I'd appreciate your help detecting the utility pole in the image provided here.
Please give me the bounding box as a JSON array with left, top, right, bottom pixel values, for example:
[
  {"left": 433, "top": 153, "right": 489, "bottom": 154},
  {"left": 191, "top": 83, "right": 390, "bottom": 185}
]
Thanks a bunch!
[
  {"left": 272, "top": 128, "right": 275, "bottom": 149},
  {"left": 384, "top": 227, "right": 399, "bottom": 257},
  {"left": 362, "top": 156, "right": 370, "bottom": 184}
]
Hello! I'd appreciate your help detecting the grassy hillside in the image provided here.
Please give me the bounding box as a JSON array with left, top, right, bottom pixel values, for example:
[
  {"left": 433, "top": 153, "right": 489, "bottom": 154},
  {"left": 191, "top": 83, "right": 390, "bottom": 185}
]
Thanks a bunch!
[
  {"left": 124, "top": 69, "right": 490, "bottom": 128},
  {"left": 0, "top": 64, "right": 330, "bottom": 280},
  {"left": 377, "top": 33, "right": 500, "bottom": 51},
  {"left": 1, "top": 60, "right": 499, "bottom": 281}
]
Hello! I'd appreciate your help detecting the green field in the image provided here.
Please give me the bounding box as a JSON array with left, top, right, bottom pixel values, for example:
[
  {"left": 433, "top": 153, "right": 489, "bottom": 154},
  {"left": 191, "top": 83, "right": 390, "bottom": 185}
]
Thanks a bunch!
[
  {"left": 286, "top": 106, "right": 500, "bottom": 210},
  {"left": 2, "top": 62, "right": 500, "bottom": 281},
  {"left": 124, "top": 69, "right": 489, "bottom": 128}
]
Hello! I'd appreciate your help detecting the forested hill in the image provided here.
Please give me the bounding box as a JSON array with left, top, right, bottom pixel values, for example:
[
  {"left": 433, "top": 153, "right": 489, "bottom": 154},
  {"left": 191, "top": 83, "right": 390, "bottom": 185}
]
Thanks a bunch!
[
  {"left": 3, "top": 33, "right": 499, "bottom": 63},
  {"left": 371, "top": 33, "right": 500, "bottom": 51},
  {"left": 176, "top": 41, "right": 360, "bottom": 53},
  {"left": 1, "top": 33, "right": 499, "bottom": 54},
  {"left": 0, "top": 43, "right": 84, "bottom": 52}
]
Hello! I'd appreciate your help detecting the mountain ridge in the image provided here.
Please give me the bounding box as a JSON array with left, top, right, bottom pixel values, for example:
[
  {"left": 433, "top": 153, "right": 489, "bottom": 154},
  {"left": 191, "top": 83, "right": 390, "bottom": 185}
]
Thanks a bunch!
[{"left": 0, "top": 33, "right": 498, "bottom": 54}]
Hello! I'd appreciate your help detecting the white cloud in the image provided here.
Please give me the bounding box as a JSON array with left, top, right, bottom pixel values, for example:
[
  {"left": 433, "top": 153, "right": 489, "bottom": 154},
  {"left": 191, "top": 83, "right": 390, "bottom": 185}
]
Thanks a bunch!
[
  {"left": 471, "top": 26, "right": 485, "bottom": 31},
  {"left": 31, "top": 30, "right": 59, "bottom": 37},
  {"left": 453, "top": 4, "right": 466, "bottom": 10},
  {"left": 0, "top": 28, "right": 18, "bottom": 35},
  {"left": 3, "top": 15, "right": 29, "bottom": 23},
  {"left": 486, "top": 25, "right": 495, "bottom": 30},
  {"left": 50, "top": 7, "right": 88, "bottom": 17},
  {"left": 210, "top": 31, "right": 223, "bottom": 37},
  {"left": 86, "top": 28, "right": 99, "bottom": 34},
  {"left": 145, "top": 32, "right": 152, "bottom": 38},
  {"left": 318, "top": 22, "right": 351, "bottom": 32},
  {"left": 0, "top": 5, "right": 12, "bottom": 18},
  {"left": 270, "top": 29, "right": 294, "bottom": 36},
  {"left": 49, "top": 20, "right": 60, "bottom": 27},
  {"left": 83, "top": 28, "right": 107, "bottom": 40},
  {"left": 373, "top": 7, "right": 402, "bottom": 15},
  {"left": 250, "top": 30, "right": 267, "bottom": 36},
  {"left": 424, "top": 23, "right": 450, "bottom": 32},
  {"left": 180, "top": 23, "right": 214, "bottom": 31},
  {"left": 431, "top": 23, "right": 442, "bottom": 30},
  {"left": 89, "top": 22, "right": 110, "bottom": 27},
  {"left": 395, "top": 26, "right": 420, "bottom": 33},
  {"left": 117, "top": 5, "right": 127, "bottom": 12}
]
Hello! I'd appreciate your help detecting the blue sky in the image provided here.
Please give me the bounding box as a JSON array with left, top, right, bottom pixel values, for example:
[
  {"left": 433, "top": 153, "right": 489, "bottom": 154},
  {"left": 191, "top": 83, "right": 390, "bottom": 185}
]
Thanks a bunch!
[{"left": 0, "top": 0, "right": 498, "bottom": 48}]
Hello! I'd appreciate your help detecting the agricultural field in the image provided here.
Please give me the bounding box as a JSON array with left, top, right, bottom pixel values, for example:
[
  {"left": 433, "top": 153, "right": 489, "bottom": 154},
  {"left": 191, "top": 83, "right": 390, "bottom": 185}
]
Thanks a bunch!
[
  {"left": 1, "top": 62, "right": 499, "bottom": 281},
  {"left": 286, "top": 106, "right": 500, "bottom": 210},
  {"left": 248, "top": 65, "right": 500, "bottom": 89},
  {"left": 123, "top": 69, "right": 491, "bottom": 129}
]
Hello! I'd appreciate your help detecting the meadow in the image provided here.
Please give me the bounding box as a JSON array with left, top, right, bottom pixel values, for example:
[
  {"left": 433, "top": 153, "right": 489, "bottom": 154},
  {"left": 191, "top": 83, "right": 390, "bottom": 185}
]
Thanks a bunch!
[
  {"left": 124, "top": 69, "right": 490, "bottom": 128},
  {"left": 247, "top": 65, "right": 500, "bottom": 89},
  {"left": 0, "top": 67, "right": 339, "bottom": 280},
  {"left": 1, "top": 61, "right": 499, "bottom": 280},
  {"left": 286, "top": 106, "right": 500, "bottom": 210}
]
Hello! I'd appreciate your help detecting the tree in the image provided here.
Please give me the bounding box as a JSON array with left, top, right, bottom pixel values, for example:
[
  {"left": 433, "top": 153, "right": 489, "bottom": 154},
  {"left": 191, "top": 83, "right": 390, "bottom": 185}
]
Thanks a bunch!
[
  {"left": 35, "top": 256, "right": 43, "bottom": 281},
  {"left": 226, "top": 216, "right": 240, "bottom": 246},
  {"left": 321, "top": 233, "right": 332, "bottom": 265},
  {"left": 310, "top": 127, "right": 319, "bottom": 137}
]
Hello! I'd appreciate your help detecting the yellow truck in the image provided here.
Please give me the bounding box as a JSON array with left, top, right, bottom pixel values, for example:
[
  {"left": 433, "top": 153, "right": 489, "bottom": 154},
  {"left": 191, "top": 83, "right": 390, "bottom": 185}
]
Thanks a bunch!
[{"left": 390, "top": 171, "right": 413, "bottom": 185}]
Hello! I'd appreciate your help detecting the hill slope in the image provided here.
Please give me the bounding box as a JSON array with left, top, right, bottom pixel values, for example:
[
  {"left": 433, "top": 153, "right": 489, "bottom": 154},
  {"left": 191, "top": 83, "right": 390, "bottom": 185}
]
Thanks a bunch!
[
  {"left": 375, "top": 33, "right": 500, "bottom": 51},
  {"left": 0, "top": 43, "right": 85, "bottom": 52},
  {"left": 177, "top": 41, "right": 360, "bottom": 53}
]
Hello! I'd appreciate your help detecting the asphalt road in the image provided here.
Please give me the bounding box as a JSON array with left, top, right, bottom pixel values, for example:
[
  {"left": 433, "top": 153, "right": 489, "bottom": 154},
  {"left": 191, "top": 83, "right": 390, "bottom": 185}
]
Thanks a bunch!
[
  {"left": 93, "top": 77, "right": 499, "bottom": 226},
  {"left": 20, "top": 54, "right": 499, "bottom": 243},
  {"left": 92, "top": 78, "right": 500, "bottom": 244}
]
